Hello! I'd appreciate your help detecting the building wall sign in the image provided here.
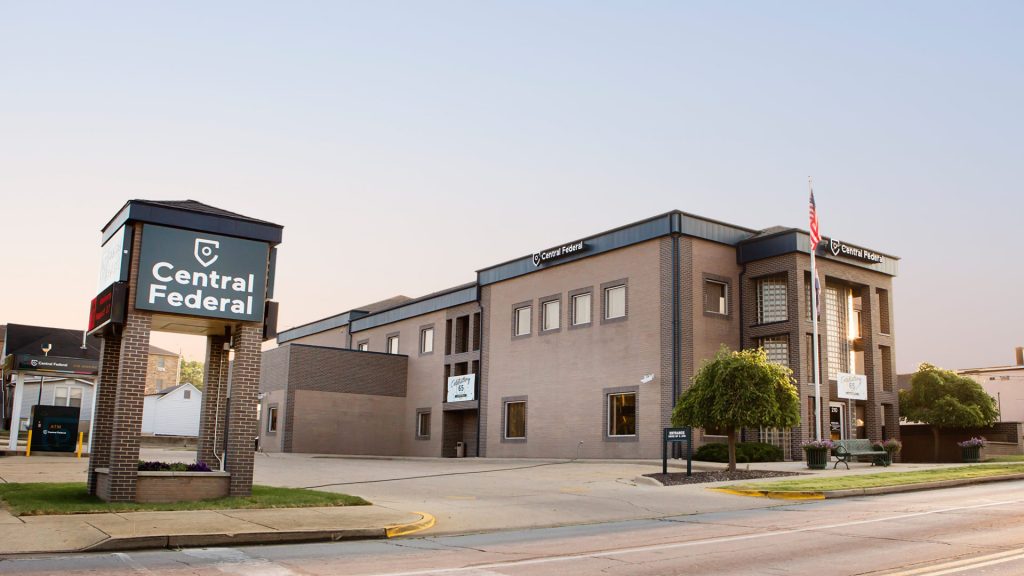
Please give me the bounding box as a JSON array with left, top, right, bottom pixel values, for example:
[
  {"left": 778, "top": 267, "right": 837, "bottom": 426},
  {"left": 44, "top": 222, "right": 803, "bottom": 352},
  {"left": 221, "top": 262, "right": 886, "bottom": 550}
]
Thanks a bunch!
[
  {"left": 446, "top": 374, "right": 476, "bottom": 402},
  {"left": 532, "top": 240, "right": 586, "bottom": 267},
  {"left": 825, "top": 238, "right": 884, "bottom": 264},
  {"left": 97, "top": 225, "right": 133, "bottom": 292},
  {"left": 837, "top": 372, "right": 868, "bottom": 400},
  {"left": 136, "top": 224, "right": 269, "bottom": 322},
  {"left": 16, "top": 355, "right": 99, "bottom": 375}
]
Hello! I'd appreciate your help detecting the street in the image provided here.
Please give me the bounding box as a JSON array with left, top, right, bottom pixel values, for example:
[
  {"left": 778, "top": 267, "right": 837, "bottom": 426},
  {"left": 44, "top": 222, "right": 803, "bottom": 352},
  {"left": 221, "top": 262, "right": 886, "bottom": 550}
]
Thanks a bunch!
[{"left": 3, "top": 480, "right": 1022, "bottom": 575}]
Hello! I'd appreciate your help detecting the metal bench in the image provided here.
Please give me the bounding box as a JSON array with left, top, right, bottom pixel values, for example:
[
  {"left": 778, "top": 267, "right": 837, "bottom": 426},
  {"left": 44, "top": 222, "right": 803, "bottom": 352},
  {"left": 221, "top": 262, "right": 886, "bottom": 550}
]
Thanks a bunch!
[{"left": 833, "top": 439, "right": 890, "bottom": 469}]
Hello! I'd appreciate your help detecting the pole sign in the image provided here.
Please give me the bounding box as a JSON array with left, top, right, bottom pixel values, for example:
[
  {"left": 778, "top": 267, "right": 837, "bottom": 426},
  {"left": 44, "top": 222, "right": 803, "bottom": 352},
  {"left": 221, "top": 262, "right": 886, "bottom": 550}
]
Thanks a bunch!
[
  {"left": 88, "top": 281, "right": 128, "bottom": 335},
  {"left": 30, "top": 405, "right": 81, "bottom": 453},
  {"left": 135, "top": 224, "right": 269, "bottom": 322},
  {"left": 446, "top": 374, "right": 476, "bottom": 402},
  {"left": 662, "top": 426, "right": 693, "bottom": 476},
  {"left": 16, "top": 355, "right": 99, "bottom": 375},
  {"left": 837, "top": 372, "right": 868, "bottom": 400}
]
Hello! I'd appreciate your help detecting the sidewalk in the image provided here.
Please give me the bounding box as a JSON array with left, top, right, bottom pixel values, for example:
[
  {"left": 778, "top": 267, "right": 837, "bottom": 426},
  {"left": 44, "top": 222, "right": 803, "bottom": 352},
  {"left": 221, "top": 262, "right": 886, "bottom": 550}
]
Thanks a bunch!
[{"left": 0, "top": 505, "right": 432, "bottom": 555}]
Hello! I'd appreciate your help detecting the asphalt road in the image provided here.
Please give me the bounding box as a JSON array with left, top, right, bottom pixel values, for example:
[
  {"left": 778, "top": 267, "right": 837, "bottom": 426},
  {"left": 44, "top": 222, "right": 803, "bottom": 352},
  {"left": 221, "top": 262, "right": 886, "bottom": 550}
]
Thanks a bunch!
[{"left": 3, "top": 480, "right": 1022, "bottom": 575}]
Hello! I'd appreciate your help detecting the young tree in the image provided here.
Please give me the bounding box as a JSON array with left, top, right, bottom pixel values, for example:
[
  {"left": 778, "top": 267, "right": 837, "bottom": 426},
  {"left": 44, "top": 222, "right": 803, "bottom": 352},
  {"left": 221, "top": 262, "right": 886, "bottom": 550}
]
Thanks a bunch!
[
  {"left": 179, "top": 359, "right": 205, "bottom": 389},
  {"left": 672, "top": 346, "right": 800, "bottom": 472},
  {"left": 899, "top": 363, "right": 999, "bottom": 461}
]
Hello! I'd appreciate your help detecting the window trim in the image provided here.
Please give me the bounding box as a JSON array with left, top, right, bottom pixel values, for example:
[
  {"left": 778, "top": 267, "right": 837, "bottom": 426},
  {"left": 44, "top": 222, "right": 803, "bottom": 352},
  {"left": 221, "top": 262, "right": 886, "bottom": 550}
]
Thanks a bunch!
[
  {"left": 356, "top": 339, "right": 369, "bottom": 352},
  {"left": 415, "top": 408, "right": 432, "bottom": 440},
  {"left": 702, "top": 274, "right": 732, "bottom": 318},
  {"left": 419, "top": 324, "right": 435, "bottom": 356},
  {"left": 603, "top": 386, "right": 639, "bottom": 442},
  {"left": 600, "top": 279, "right": 629, "bottom": 324},
  {"left": 568, "top": 287, "right": 593, "bottom": 329},
  {"left": 501, "top": 396, "right": 528, "bottom": 443},
  {"left": 512, "top": 300, "right": 533, "bottom": 339},
  {"left": 539, "top": 294, "right": 562, "bottom": 335}
]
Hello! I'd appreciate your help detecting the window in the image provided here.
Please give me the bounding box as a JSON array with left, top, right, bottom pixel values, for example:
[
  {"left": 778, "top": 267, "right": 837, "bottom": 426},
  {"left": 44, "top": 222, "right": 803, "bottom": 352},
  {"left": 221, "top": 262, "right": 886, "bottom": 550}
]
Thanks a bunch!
[
  {"left": 825, "top": 285, "right": 852, "bottom": 379},
  {"left": 357, "top": 341, "right": 369, "bottom": 352},
  {"left": 157, "top": 357, "right": 166, "bottom": 371},
  {"left": 704, "top": 280, "right": 728, "bottom": 315},
  {"left": 514, "top": 305, "right": 531, "bottom": 336},
  {"left": 183, "top": 389, "right": 192, "bottom": 400},
  {"left": 571, "top": 292, "right": 591, "bottom": 326},
  {"left": 267, "top": 406, "right": 278, "bottom": 433},
  {"left": 604, "top": 285, "right": 626, "bottom": 320},
  {"left": 387, "top": 335, "right": 400, "bottom": 354},
  {"left": 505, "top": 401, "right": 526, "bottom": 439},
  {"left": 758, "top": 336, "right": 789, "bottom": 366},
  {"left": 68, "top": 388, "right": 82, "bottom": 408},
  {"left": 542, "top": 299, "right": 560, "bottom": 331},
  {"left": 756, "top": 275, "right": 788, "bottom": 323},
  {"left": 155, "top": 378, "right": 165, "bottom": 390},
  {"left": 421, "top": 327, "right": 434, "bottom": 354},
  {"left": 417, "top": 410, "right": 431, "bottom": 438},
  {"left": 608, "top": 392, "right": 637, "bottom": 436},
  {"left": 54, "top": 386, "right": 67, "bottom": 406}
]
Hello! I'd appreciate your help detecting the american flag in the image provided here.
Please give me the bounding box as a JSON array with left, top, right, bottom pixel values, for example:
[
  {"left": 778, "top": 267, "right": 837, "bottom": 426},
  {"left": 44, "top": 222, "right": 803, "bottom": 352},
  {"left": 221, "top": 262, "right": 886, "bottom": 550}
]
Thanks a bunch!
[{"left": 809, "top": 189, "right": 821, "bottom": 250}]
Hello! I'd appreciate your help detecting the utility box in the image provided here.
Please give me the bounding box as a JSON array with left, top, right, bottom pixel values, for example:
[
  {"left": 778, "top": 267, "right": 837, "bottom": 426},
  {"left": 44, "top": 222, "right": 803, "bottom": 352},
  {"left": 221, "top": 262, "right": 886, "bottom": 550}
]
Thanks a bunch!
[{"left": 455, "top": 441, "right": 465, "bottom": 458}]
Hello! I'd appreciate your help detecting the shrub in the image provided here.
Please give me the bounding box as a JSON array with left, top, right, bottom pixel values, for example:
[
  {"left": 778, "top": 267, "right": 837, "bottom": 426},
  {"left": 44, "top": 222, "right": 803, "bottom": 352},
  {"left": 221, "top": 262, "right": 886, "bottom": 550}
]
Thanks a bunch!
[
  {"left": 801, "top": 439, "right": 834, "bottom": 451},
  {"left": 694, "top": 442, "right": 784, "bottom": 463},
  {"left": 958, "top": 437, "right": 987, "bottom": 448},
  {"left": 137, "top": 460, "right": 212, "bottom": 472}
]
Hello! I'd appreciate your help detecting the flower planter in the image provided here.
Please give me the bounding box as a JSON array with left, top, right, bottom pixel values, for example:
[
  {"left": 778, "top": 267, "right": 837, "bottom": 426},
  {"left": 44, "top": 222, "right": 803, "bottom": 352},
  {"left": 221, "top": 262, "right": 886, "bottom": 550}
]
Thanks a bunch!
[
  {"left": 94, "top": 468, "right": 230, "bottom": 503},
  {"left": 961, "top": 446, "right": 981, "bottom": 463},
  {"left": 805, "top": 448, "right": 830, "bottom": 470}
]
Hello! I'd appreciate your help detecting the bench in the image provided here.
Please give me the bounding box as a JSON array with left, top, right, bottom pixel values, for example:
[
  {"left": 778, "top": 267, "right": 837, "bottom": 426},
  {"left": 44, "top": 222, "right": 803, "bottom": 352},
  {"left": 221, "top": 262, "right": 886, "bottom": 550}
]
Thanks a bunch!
[{"left": 832, "top": 439, "right": 890, "bottom": 469}]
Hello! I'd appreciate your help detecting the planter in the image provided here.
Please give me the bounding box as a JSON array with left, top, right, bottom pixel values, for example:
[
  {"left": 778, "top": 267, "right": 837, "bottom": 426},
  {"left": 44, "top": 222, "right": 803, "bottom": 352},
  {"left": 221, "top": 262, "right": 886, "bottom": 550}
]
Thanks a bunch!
[
  {"left": 805, "top": 448, "right": 830, "bottom": 469},
  {"left": 961, "top": 446, "right": 981, "bottom": 463},
  {"left": 94, "top": 468, "right": 230, "bottom": 503}
]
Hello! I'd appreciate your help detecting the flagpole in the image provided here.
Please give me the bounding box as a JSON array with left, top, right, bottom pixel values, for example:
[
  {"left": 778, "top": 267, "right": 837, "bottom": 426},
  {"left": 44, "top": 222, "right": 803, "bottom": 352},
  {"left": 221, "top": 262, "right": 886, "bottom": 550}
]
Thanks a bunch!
[{"left": 809, "top": 177, "right": 822, "bottom": 442}]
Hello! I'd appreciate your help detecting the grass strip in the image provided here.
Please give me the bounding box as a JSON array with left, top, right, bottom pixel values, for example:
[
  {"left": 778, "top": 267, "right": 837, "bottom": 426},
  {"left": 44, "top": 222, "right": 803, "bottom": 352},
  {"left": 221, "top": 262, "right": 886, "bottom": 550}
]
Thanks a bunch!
[
  {"left": 986, "top": 455, "right": 1024, "bottom": 463},
  {"left": 723, "top": 463, "right": 1024, "bottom": 493},
  {"left": 0, "top": 483, "right": 368, "bottom": 516}
]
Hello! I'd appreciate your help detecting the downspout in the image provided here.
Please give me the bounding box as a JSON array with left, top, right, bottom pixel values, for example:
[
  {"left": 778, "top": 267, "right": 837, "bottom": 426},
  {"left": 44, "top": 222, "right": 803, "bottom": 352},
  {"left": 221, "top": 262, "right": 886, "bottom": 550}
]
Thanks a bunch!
[
  {"left": 738, "top": 262, "right": 747, "bottom": 443},
  {"left": 475, "top": 294, "right": 483, "bottom": 458}
]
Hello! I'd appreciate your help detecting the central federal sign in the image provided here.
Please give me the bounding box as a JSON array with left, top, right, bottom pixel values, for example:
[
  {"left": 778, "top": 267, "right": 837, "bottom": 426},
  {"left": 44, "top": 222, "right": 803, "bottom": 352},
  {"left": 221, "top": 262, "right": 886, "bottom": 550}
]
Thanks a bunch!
[
  {"left": 532, "top": 240, "right": 586, "bottom": 267},
  {"left": 136, "top": 224, "right": 269, "bottom": 322}
]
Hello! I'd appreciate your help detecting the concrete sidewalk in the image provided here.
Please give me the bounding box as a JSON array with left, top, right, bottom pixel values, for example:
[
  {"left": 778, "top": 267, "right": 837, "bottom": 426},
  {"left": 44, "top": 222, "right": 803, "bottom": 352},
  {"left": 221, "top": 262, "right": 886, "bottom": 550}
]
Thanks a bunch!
[{"left": 0, "top": 504, "right": 432, "bottom": 555}]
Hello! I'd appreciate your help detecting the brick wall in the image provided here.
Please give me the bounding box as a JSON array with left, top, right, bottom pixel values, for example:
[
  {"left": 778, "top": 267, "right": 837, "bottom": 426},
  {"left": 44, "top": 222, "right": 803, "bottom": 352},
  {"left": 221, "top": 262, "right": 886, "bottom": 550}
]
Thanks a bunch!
[
  {"left": 88, "top": 329, "right": 122, "bottom": 495},
  {"left": 225, "top": 324, "right": 262, "bottom": 496}
]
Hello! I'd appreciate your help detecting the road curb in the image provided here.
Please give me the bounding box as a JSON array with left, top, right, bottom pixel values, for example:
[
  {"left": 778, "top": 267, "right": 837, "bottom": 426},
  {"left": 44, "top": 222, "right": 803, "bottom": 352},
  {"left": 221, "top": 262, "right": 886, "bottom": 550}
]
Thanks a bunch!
[
  {"left": 386, "top": 512, "right": 436, "bottom": 538},
  {"left": 713, "top": 471, "right": 1024, "bottom": 500}
]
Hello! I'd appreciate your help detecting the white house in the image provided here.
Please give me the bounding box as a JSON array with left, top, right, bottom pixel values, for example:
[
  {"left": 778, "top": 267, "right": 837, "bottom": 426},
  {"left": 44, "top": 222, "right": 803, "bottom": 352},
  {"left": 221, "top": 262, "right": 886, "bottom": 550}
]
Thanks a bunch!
[
  {"left": 141, "top": 383, "right": 202, "bottom": 436},
  {"left": 16, "top": 376, "right": 95, "bottom": 432}
]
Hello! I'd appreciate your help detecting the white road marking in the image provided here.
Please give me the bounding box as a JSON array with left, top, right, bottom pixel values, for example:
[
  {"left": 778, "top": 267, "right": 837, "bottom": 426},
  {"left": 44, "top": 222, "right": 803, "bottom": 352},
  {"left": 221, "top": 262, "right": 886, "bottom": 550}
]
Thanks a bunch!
[
  {"left": 883, "top": 548, "right": 1024, "bottom": 575},
  {"left": 179, "top": 547, "right": 299, "bottom": 576},
  {"left": 359, "top": 498, "right": 1024, "bottom": 576}
]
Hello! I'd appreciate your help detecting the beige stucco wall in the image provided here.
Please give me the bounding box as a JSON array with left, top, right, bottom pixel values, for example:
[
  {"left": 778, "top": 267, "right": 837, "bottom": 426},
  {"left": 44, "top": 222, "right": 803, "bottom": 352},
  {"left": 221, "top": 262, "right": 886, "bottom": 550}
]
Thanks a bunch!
[
  {"left": 259, "top": 389, "right": 287, "bottom": 452},
  {"left": 287, "top": 326, "right": 349, "bottom": 348},
  {"left": 290, "top": 390, "right": 405, "bottom": 455},
  {"left": 962, "top": 369, "right": 1024, "bottom": 422},
  {"left": 483, "top": 239, "right": 665, "bottom": 459}
]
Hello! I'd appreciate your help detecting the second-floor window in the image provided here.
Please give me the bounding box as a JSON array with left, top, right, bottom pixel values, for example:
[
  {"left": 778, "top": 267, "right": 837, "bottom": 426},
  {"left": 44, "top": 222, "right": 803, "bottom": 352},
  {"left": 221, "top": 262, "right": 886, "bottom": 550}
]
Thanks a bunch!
[{"left": 756, "top": 275, "right": 788, "bottom": 323}]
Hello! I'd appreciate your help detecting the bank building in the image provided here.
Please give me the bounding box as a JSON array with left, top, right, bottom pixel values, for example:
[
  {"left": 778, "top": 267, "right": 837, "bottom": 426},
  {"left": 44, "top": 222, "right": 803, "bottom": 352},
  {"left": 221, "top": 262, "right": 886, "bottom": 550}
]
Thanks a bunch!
[{"left": 260, "top": 211, "right": 899, "bottom": 460}]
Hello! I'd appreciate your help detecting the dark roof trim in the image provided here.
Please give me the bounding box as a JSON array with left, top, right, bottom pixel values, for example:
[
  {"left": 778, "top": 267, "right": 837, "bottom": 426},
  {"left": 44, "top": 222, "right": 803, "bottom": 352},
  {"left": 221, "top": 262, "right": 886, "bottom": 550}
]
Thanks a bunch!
[
  {"left": 738, "top": 229, "right": 899, "bottom": 276},
  {"left": 276, "top": 310, "right": 368, "bottom": 345},
  {"left": 101, "top": 200, "right": 283, "bottom": 245},
  {"left": 351, "top": 284, "right": 478, "bottom": 333},
  {"left": 289, "top": 342, "right": 410, "bottom": 358},
  {"left": 477, "top": 210, "right": 756, "bottom": 286}
]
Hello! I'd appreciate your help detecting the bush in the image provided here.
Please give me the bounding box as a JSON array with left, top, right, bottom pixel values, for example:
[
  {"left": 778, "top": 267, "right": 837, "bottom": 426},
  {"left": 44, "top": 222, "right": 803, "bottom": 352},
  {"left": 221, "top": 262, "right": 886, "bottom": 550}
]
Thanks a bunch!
[
  {"left": 137, "top": 460, "right": 212, "bottom": 472},
  {"left": 694, "top": 442, "right": 784, "bottom": 463}
]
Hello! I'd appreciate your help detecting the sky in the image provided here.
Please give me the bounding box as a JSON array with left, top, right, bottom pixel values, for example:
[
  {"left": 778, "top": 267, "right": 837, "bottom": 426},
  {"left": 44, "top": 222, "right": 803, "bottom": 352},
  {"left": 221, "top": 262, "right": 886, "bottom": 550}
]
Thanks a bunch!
[{"left": 1, "top": 2, "right": 1021, "bottom": 372}]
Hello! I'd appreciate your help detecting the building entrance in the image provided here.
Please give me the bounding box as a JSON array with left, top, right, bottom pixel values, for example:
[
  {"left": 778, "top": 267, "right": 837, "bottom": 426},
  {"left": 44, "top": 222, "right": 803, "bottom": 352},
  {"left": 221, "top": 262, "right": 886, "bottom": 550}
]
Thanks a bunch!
[{"left": 829, "top": 402, "right": 846, "bottom": 441}]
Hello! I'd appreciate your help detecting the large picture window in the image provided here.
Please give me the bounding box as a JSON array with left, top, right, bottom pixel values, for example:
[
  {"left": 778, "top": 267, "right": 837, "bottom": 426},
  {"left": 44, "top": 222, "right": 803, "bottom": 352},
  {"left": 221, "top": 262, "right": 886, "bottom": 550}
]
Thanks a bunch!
[
  {"left": 608, "top": 392, "right": 637, "bottom": 437},
  {"left": 505, "top": 401, "right": 526, "bottom": 439},
  {"left": 756, "top": 275, "right": 788, "bottom": 323}
]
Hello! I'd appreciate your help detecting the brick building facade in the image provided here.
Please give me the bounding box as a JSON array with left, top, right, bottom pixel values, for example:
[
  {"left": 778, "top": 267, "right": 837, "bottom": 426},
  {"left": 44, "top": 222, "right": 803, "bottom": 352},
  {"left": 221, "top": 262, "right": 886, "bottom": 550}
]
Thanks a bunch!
[{"left": 263, "top": 210, "right": 899, "bottom": 460}]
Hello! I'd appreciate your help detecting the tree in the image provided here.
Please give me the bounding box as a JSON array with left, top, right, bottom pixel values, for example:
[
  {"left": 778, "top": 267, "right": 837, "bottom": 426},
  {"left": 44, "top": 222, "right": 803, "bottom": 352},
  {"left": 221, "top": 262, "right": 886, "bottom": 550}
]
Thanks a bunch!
[
  {"left": 899, "top": 363, "right": 999, "bottom": 461},
  {"left": 672, "top": 346, "right": 800, "bottom": 472},
  {"left": 179, "top": 359, "right": 205, "bottom": 389}
]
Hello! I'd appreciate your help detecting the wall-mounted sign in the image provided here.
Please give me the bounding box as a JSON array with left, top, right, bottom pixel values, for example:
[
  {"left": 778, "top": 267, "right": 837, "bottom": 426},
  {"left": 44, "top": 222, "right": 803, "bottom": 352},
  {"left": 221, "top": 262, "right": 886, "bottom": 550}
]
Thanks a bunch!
[
  {"left": 824, "top": 238, "right": 884, "bottom": 264},
  {"left": 136, "top": 224, "right": 269, "bottom": 322},
  {"left": 532, "top": 240, "right": 586, "bottom": 267},
  {"left": 30, "top": 405, "right": 81, "bottom": 453},
  {"left": 97, "top": 225, "right": 133, "bottom": 292},
  {"left": 16, "top": 355, "right": 99, "bottom": 375},
  {"left": 446, "top": 374, "right": 476, "bottom": 402},
  {"left": 837, "top": 372, "right": 868, "bottom": 400},
  {"left": 641, "top": 373, "right": 655, "bottom": 384},
  {"left": 88, "top": 282, "right": 128, "bottom": 335}
]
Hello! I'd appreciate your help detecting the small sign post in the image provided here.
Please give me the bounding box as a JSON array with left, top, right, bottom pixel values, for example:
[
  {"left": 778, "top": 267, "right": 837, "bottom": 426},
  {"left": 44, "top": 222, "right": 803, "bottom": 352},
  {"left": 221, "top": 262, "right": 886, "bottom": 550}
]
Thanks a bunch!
[{"left": 663, "top": 427, "right": 693, "bottom": 476}]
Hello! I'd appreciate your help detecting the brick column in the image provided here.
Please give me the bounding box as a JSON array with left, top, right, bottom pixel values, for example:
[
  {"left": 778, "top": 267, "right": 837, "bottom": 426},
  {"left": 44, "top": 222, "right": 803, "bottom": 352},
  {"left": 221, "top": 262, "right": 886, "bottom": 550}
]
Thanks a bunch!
[
  {"left": 88, "top": 331, "right": 122, "bottom": 495},
  {"left": 225, "top": 324, "right": 261, "bottom": 496},
  {"left": 98, "top": 312, "right": 151, "bottom": 502},
  {"left": 197, "top": 335, "right": 229, "bottom": 466},
  {"left": 860, "top": 285, "right": 883, "bottom": 441}
]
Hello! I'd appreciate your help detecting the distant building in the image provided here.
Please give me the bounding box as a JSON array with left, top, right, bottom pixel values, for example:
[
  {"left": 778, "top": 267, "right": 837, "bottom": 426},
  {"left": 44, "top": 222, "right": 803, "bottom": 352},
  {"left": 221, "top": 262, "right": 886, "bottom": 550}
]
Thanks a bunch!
[
  {"left": 145, "top": 345, "right": 181, "bottom": 395},
  {"left": 957, "top": 348, "right": 1024, "bottom": 423},
  {"left": 142, "top": 383, "right": 202, "bottom": 436}
]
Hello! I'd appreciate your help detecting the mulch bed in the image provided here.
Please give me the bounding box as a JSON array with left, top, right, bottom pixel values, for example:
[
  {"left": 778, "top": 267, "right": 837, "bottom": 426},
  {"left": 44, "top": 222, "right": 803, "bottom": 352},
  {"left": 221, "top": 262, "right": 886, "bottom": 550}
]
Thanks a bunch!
[{"left": 645, "top": 469, "right": 801, "bottom": 486}]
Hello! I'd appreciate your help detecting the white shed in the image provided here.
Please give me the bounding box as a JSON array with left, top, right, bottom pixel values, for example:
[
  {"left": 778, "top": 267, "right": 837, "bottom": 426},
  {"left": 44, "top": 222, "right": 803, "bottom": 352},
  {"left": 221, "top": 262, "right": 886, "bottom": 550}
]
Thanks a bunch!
[{"left": 141, "top": 383, "right": 202, "bottom": 436}]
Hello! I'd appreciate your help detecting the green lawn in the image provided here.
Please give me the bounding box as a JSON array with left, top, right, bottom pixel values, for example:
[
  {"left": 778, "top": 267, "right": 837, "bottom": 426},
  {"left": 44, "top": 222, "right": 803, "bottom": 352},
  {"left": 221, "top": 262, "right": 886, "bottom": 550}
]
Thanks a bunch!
[
  {"left": 0, "top": 483, "right": 369, "bottom": 516},
  {"left": 986, "top": 455, "right": 1024, "bottom": 463},
  {"left": 723, "top": 463, "right": 1024, "bottom": 493}
]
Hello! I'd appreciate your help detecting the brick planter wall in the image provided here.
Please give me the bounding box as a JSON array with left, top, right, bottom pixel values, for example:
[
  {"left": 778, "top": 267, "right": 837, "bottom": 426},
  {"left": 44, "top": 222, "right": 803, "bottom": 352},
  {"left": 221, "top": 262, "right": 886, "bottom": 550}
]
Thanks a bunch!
[{"left": 93, "top": 468, "right": 230, "bottom": 503}]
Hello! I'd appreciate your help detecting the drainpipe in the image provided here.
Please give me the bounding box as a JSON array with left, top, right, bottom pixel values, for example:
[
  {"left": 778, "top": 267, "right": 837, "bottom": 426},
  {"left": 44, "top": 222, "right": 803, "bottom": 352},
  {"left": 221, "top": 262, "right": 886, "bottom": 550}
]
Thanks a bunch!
[
  {"left": 475, "top": 298, "right": 483, "bottom": 458},
  {"left": 738, "top": 263, "right": 747, "bottom": 444}
]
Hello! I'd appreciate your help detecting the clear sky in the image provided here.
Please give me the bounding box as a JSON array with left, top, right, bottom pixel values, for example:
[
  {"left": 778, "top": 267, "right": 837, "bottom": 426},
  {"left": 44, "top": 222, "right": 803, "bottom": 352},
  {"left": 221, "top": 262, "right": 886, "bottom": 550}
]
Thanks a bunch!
[{"left": 1, "top": 2, "right": 1021, "bottom": 372}]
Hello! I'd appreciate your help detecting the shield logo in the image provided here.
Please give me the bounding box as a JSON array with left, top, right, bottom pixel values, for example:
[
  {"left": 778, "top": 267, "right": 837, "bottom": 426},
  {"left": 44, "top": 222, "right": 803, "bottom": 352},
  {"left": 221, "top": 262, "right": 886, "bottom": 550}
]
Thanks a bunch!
[
  {"left": 829, "top": 238, "right": 841, "bottom": 256},
  {"left": 194, "top": 238, "right": 220, "bottom": 267},
  {"left": 532, "top": 253, "right": 542, "bottom": 267}
]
